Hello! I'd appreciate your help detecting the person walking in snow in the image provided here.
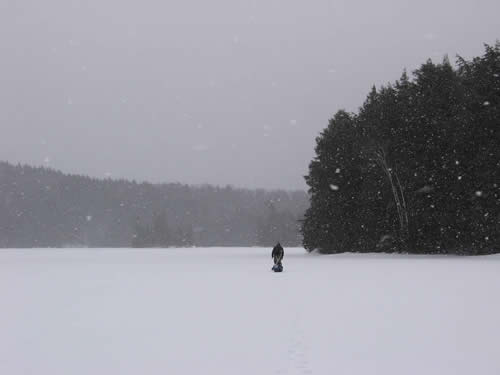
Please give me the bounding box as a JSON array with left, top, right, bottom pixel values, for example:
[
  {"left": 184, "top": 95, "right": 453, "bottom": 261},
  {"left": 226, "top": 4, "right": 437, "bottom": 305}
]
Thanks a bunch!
[{"left": 272, "top": 242, "right": 284, "bottom": 267}]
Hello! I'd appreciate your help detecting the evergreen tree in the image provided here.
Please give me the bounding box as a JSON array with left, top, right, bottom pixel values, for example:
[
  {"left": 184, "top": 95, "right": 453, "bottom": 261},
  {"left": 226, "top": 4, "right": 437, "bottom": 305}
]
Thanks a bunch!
[{"left": 303, "top": 111, "right": 371, "bottom": 253}]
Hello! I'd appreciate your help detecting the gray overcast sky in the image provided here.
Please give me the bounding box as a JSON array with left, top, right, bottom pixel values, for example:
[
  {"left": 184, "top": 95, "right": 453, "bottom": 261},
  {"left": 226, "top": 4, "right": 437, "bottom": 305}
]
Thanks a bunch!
[{"left": 1, "top": 0, "right": 499, "bottom": 189}]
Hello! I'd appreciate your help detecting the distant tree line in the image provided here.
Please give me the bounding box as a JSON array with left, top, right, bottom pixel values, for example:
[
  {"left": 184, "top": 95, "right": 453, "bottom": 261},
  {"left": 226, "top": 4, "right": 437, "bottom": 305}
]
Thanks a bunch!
[
  {"left": 131, "top": 209, "right": 194, "bottom": 248},
  {"left": 0, "top": 162, "right": 307, "bottom": 248},
  {"left": 302, "top": 43, "right": 499, "bottom": 255}
]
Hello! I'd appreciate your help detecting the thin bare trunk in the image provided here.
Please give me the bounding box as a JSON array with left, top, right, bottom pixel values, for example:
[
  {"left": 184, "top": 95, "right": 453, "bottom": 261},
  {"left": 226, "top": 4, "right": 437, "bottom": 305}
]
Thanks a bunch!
[
  {"left": 374, "top": 148, "right": 409, "bottom": 242},
  {"left": 393, "top": 170, "right": 409, "bottom": 239}
]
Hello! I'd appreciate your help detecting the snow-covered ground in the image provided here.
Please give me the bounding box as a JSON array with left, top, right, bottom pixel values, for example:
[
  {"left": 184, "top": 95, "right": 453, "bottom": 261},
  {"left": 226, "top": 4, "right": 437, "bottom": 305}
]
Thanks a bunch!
[{"left": 1, "top": 247, "right": 500, "bottom": 375}]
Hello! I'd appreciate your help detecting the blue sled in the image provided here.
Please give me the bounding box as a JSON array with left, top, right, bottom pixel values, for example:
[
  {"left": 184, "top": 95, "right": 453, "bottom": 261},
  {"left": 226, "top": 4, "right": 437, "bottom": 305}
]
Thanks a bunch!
[{"left": 272, "top": 263, "right": 283, "bottom": 272}]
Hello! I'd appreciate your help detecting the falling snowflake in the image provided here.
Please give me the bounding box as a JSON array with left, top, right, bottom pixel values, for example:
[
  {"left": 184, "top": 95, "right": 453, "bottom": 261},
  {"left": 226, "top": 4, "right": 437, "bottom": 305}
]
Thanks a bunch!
[
  {"left": 335, "top": 168, "right": 341, "bottom": 174},
  {"left": 329, "top": 184, "right": 339, "bottom": 191},
  {"left": 483, "top": 101, "right": 490, "bottom": 106},
  {"left": 475, "top": 191, "right": 483, "bottom": 197},
  {"left": 86, "top": 215, "right": 92, "bottom": 222},
  {"left": 417, "top": 185, "right": 433, "bottom": 193}
]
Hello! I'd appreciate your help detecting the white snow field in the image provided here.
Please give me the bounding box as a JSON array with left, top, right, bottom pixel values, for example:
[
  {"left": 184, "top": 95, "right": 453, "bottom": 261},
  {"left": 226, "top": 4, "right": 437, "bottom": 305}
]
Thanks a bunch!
[{"left": 1, "top": 247, "right": 500, "bottom": 375}]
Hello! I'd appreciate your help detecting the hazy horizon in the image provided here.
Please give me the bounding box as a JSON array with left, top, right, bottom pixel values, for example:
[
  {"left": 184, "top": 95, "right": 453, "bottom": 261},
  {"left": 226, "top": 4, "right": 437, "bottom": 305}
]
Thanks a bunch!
[{"left": 1, "top": 0, "right": 499, "bottom": 189}]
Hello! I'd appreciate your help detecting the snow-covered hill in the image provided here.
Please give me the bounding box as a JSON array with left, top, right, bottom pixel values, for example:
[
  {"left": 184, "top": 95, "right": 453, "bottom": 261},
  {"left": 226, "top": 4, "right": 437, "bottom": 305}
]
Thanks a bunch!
[{"left": 1, "top": 247, "right": 499, "bottom": 374}]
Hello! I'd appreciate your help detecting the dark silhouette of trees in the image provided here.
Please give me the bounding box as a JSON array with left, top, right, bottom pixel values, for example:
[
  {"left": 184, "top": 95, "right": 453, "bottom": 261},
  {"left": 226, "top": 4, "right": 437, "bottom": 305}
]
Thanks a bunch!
[{"left": 303, "top": 43, "right": 500, "bottom": 254}]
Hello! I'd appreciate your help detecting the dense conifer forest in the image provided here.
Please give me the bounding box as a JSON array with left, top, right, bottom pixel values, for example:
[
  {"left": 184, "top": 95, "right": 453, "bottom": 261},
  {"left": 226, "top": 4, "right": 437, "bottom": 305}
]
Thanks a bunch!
[
  {"left": 302, "top": 43, "right": 499, "bottom": 255},
  {"left": 0, "top": 162, "right": 307, "bottom": 248}
]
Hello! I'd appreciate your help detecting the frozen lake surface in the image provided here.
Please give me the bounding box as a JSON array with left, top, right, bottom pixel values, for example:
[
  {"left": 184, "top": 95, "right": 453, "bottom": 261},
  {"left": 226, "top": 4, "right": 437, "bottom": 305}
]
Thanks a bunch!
[{"left": 1, "top": 247, "right": 500, "bottom": 375}]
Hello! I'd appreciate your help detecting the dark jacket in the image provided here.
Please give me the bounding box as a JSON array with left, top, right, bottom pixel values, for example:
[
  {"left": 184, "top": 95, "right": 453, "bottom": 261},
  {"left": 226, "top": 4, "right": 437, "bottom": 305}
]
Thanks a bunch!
[{"left": 272, "top": 243, "right": 284, "bottom": 261}]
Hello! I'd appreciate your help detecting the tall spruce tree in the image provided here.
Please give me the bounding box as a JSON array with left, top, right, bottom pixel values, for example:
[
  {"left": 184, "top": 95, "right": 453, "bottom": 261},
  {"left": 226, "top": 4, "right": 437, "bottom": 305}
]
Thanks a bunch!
[{"left": 303, "top": 111, "right": 372, "bottom": 253}]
